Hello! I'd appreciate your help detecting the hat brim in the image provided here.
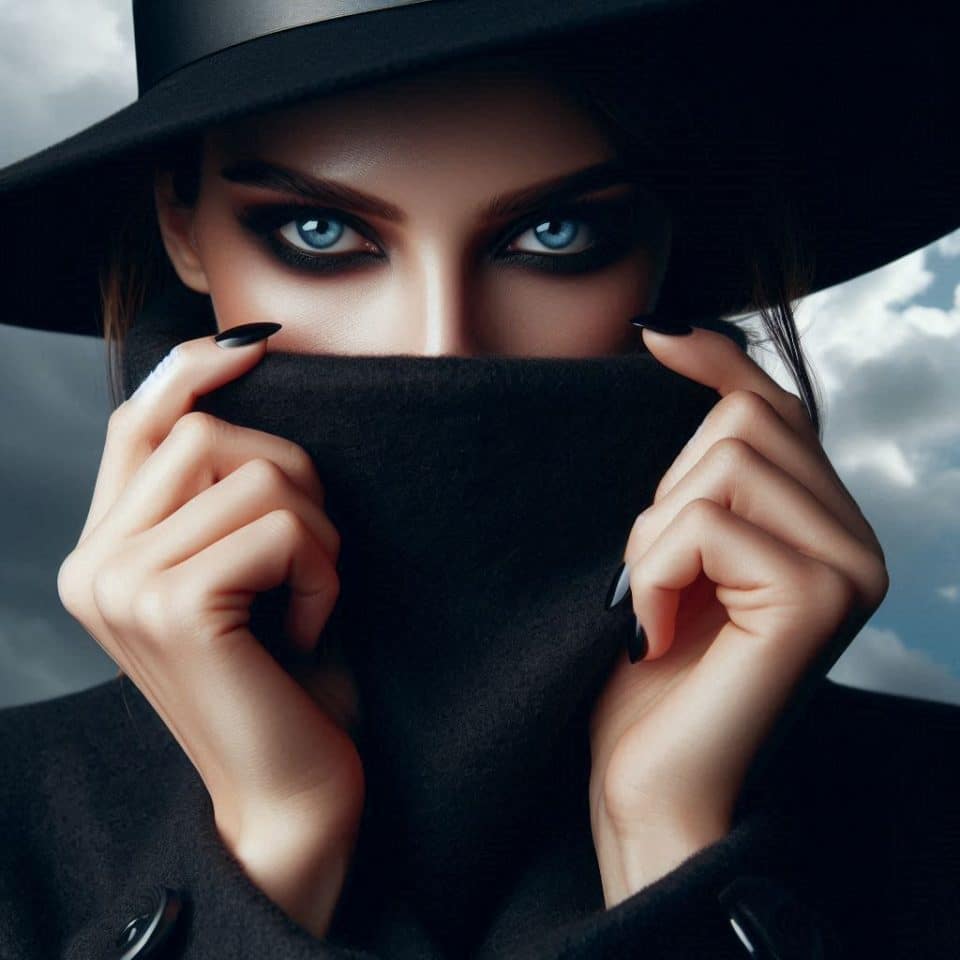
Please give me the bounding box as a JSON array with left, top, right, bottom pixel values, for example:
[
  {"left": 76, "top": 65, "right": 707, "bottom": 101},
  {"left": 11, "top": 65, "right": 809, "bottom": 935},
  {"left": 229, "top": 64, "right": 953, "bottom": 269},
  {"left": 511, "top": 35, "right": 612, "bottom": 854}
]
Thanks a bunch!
[{"left": 0, "top": 0, "right": 957, "bottom": 338}]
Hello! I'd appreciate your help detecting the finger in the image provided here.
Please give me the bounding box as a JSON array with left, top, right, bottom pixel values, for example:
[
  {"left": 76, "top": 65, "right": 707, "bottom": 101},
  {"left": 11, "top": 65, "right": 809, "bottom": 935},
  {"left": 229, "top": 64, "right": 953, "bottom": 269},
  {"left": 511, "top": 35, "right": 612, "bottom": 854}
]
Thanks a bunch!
[
  {"left": 127, "top": 456, "right": 340, "bottom": 574},
  {"left": 639, "top": 391, "right": 883, "bottom": 554},
  {"left": 97, "top": 412, "right": 328, "bottom": 546},
  {"left": 639, "top": 323, "right": 818, "bottom": 443},
  {"left": 627, "top": 497, "right": 855, "bottom": 673},
  {"left": 624, "top": 438, "right": 888, "bottom": 609},
  {"left": 164, "top": 507, "right": 339, "bottom": 654},
  {"left": 622, "top": 502, "right": 858, "bottom": 803},
  {"left": 79, "top": 330, "right": 276, "bottom": 545},
  {"left": 119, "top": 514, "right": 348, "bottom": 809}
]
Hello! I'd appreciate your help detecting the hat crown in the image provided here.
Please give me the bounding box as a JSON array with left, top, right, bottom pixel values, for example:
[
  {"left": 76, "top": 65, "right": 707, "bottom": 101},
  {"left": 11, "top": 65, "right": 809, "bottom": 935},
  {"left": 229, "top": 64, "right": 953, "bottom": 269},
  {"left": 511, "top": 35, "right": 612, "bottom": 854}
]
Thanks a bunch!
[{"left": 133, "top": 0, "right": 436, "bottom": 94}]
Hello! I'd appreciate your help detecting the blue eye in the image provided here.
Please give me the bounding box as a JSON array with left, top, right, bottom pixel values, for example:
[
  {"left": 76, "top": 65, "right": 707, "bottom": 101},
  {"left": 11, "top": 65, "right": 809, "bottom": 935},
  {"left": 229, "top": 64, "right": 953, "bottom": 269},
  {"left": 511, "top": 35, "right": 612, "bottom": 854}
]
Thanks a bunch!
[
  {"left": 510, "top": 217, "right": 595, "bottom": 255},
  {"left": 289, "top": 217, "right": 343, "bottom": 249},
  {"left": 278, "top": 214, "right": 376, "bottom": 254}
]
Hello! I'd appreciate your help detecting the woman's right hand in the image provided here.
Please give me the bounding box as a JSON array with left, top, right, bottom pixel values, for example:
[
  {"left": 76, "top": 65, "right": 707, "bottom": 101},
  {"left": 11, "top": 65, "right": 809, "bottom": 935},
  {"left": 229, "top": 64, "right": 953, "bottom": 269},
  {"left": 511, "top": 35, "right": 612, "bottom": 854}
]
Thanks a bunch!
[{"left": 56, "top": 326, "right": 364, "bottom": 940}]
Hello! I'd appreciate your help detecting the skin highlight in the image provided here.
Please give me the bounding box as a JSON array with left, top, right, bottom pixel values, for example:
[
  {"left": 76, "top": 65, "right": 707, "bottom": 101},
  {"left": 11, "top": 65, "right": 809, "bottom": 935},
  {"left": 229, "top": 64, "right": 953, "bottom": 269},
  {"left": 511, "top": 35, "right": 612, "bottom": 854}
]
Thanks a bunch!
[{"left": 153, "top": 56, "right": 664, "bottom": 359}]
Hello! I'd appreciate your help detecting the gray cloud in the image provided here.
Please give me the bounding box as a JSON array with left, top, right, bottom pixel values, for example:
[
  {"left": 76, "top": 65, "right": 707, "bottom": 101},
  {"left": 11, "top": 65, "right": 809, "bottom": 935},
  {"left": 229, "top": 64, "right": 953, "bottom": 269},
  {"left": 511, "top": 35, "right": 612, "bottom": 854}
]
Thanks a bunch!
[
  {"left": 0, "top": 605, "right": 114, "bottom": 707},
  {"left": 0, "top": 0, "right": 135, "bottom": 167},
  {"left": 0, "top": 320, "right": 117, "bottom": 706}
]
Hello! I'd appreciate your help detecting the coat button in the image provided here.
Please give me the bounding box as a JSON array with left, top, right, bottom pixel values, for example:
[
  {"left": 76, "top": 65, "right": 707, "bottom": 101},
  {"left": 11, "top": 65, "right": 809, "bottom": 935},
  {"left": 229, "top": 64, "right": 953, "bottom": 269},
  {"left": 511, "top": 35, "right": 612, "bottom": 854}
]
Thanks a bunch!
[
  {"left": 718, "top": 875, "right": 827, "bottom": 959},
  {"left": 115, "top": 886, "right": 184, "bottom": 959}
]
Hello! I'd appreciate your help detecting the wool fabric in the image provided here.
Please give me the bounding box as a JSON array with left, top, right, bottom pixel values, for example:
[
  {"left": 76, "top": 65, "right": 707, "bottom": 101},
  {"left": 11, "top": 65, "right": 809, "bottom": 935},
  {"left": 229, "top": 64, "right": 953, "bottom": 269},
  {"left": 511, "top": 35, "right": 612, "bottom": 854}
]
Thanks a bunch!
[
  {"left": 2, "top": 282, "right": 959, "bottom": 957},
  {"left": 120, "top": 281, "right": 729, "bottom": 954}
]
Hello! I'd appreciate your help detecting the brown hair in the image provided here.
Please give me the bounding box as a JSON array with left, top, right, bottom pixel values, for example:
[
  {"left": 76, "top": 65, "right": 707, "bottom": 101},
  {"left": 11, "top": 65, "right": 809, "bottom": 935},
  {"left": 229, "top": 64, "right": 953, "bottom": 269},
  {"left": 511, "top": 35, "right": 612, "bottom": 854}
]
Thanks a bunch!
[{"left": 99, "top": 48, "right": 823, "bottom": 439}]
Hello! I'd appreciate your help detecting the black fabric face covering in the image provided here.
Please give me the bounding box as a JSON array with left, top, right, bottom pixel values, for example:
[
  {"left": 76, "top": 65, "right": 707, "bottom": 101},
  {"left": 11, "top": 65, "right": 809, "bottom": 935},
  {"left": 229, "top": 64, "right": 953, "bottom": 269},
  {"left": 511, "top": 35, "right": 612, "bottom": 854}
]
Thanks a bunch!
[{"left": 121, "top": 282, "right": 732, "bottom": 956}]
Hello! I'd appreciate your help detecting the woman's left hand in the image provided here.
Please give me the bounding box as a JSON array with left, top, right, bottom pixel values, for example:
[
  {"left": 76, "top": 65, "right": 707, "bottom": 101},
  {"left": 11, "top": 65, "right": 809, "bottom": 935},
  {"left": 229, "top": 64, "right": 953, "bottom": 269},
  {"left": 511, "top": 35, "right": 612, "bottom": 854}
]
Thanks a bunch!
[{"left": 588, "top": 322, "right": 890, "bottom": 908}]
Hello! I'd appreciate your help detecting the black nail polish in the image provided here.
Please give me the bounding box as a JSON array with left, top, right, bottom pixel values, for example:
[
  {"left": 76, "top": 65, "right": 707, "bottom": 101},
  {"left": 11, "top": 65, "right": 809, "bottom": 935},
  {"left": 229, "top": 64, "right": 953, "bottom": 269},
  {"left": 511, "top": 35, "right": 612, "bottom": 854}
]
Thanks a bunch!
[
  {"left": 214, "top": 322, "right": 283, "bottom": 347},
  {"left": 627, "top": 621, "right": 648, "bottom": 663},
  {"left": 603, "top": 560, "right": 631, "bottom": 611},
  {"left": 628, "top": 314, "right": 693, "bottom": 336}
]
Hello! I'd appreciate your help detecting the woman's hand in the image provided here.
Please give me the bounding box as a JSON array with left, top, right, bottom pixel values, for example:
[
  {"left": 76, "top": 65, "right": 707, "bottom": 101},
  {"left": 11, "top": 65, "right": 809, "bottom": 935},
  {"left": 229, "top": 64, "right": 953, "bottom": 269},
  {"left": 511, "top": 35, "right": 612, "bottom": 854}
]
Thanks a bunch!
[
  {"left": 56, "top": 328, "right": 364, "bottom": 939},
  {"left": 589, "top": 323, "right": 890, "bottom": 908}
]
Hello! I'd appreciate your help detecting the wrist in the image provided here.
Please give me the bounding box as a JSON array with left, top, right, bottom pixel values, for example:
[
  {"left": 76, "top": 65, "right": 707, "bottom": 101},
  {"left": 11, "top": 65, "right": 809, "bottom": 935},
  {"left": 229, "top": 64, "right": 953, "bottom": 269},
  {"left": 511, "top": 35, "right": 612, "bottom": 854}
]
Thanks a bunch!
[
  {"left": 591, "top": 797, "right": 730, "bottom": 909},
  {"left": 225, "top": 803, "right": 361, "bottom": 940}
]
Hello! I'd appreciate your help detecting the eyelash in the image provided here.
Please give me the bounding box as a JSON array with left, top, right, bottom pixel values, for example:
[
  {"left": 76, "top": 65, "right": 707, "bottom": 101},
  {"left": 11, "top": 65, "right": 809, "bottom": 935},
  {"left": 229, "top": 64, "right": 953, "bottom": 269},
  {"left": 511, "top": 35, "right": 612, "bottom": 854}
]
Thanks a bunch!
[{"left": 235, "top": 199, "right": 639, "bottom": 276}]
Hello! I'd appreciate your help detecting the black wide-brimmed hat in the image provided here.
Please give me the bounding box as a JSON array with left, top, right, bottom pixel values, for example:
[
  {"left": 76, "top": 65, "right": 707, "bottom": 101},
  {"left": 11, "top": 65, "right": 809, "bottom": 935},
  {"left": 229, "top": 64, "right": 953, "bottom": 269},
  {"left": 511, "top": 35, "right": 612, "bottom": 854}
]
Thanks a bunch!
[{"left": 0, "top": 0, "right": 956, "bottom": 338}]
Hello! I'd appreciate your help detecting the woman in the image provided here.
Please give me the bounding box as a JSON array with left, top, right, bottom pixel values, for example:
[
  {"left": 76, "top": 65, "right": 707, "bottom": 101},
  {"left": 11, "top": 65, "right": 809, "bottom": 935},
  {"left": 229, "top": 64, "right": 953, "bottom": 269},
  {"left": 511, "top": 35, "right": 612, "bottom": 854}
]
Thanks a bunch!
[{"left": 0, "top": 2, "right": 957, "bottom": 958}]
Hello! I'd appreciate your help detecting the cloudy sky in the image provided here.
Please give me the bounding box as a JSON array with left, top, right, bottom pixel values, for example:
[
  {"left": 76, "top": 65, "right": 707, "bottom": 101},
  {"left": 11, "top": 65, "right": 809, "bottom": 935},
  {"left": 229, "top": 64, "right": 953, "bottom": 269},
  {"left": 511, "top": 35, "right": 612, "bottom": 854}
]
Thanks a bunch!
[{"left": 1, "top": 0, "right": 958, "bottom": 709}]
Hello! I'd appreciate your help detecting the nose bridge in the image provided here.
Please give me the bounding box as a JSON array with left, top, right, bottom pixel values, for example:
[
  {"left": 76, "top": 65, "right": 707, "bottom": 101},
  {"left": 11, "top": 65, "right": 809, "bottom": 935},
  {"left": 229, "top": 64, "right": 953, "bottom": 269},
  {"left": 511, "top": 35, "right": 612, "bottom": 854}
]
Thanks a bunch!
[{"left": 416, "top": 238, "right": 477, "bottom": 357}]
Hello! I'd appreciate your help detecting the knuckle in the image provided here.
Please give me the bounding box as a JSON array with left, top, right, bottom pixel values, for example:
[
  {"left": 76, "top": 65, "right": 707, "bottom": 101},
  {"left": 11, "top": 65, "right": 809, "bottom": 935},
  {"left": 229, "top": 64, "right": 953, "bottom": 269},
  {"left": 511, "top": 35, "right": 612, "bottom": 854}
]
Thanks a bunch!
[
  {"left": 130, "top": 582, "right": 164, "bottom": 634},
  {"left": 91, "top": 560, "right": 138, "bottom": 626},
  {"left": 264, "top": 507, "right": 307, "bottom": 542},
  {"left": 56, "top": 551, "right": 77, "bottom": 603},
  {"left": 722, "top": 388, "right": 772, "bottom": 429},
  {"left": 131, "top": 576, "right": 183, "bottom": 642},
  {"left": 106, "top": 402, "right": 134, "bottom": 437},
  {"left": 864, "top": 554, "right": 891, "bottom": 606},
  {"left": 681, "top": 496, "right": 722, "bottom": 526},
  {"left": 171, "top": 410, "right": 220, "bottom": 451},
  {"left": 285, "top": 440, "right": 324, "bottom": 494},
  {"left": 239, "top": 455, "right": 288, "bottom": 492},
  {"left": 130, "top": 575, "right": 199, "bottom": 647},
  {"left": 57, "top": 550, "right": 88, "bottom": 617},
  {"left": 708, "top": 435, "right": 756, "bottom": 473}
]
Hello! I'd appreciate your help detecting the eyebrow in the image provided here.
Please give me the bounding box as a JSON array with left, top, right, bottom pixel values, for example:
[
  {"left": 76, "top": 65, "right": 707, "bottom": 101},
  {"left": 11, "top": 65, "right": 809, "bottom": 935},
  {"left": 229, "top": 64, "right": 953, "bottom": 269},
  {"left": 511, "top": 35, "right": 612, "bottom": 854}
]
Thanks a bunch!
[{"left": 219, "top": 157, "right": 638, "bottom": 225}]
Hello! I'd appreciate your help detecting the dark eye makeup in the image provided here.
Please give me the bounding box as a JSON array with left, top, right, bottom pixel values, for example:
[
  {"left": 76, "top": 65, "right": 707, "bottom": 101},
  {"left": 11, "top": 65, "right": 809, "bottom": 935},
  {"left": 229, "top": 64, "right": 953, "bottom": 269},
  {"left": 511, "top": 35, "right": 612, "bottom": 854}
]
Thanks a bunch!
[{"left": 234, "top": 193, "right": 647, "bottom": 277}]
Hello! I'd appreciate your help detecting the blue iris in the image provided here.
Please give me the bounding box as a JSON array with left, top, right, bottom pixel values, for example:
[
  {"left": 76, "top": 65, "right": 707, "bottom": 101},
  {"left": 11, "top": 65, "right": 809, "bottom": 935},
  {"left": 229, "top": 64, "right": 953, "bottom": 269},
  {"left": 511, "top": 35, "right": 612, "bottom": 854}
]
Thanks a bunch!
[
  {"left": 296, "top": 218, "right": 344, "bottom": 250},
  {"left": 533, "top": 218, "right": 579, "bottom": 250}
]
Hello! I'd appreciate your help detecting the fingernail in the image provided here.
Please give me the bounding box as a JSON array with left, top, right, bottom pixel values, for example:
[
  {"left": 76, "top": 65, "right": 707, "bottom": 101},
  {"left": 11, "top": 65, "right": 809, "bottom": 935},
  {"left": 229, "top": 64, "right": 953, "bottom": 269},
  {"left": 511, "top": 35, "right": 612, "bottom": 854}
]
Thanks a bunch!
[
  {"left": 214, "top": 322, "right": 283, "bottom": 348},
  {"left": 604, "top": 560, "right": 631, "bottom": 611},
  {"left": 628, "top": 619, "right": 648, "bottom": 663},
  {"left": 628, "top": 314, "right": 693, "bottom": 336}
]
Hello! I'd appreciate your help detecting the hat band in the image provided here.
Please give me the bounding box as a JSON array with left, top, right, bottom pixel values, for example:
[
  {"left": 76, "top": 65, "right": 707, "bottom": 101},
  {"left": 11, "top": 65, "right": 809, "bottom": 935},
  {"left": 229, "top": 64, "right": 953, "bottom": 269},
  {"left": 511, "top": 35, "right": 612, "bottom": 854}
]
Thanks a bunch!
[{"left": 134, "top": 0, "right": 437, "bottom": 94}]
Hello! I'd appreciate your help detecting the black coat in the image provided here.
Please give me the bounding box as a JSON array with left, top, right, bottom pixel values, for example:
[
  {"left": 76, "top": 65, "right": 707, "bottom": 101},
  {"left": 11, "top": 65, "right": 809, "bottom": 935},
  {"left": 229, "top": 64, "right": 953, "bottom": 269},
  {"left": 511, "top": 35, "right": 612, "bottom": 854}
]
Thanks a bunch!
[{"left": 1, "top": 672, "right": 958, "bottom": 959}]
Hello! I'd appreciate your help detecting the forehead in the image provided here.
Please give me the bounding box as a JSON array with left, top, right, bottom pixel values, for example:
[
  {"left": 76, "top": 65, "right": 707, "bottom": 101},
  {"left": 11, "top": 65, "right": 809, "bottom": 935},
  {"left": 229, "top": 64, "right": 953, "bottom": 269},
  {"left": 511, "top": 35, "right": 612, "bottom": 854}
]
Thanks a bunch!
[{"left": 206, "top": 54, "right": 614, "bottom": 175}]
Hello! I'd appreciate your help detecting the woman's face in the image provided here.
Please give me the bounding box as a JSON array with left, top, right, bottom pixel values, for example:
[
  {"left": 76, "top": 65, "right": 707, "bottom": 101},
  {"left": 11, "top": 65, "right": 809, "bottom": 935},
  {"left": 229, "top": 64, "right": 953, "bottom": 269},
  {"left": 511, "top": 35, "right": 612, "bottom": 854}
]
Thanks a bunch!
[{"left": 155, "top": 56, "right": 666, "bottom": 358}]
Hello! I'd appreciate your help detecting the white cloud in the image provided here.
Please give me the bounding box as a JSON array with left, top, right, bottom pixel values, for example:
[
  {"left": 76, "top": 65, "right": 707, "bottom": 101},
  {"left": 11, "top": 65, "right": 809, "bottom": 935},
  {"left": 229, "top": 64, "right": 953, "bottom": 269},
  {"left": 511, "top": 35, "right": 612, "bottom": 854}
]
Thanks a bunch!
[
  {"left": 827, "top": 625, "right": 960, "bottom": 706},
  {"left": 834, "top": 440, "right": 917, "bottom": 489},
  {"left": 936, "top": 229, "right": 960, "bottom": 258},
  {"left": 752, "top": 239, "right": 960, "bottom": 501}
]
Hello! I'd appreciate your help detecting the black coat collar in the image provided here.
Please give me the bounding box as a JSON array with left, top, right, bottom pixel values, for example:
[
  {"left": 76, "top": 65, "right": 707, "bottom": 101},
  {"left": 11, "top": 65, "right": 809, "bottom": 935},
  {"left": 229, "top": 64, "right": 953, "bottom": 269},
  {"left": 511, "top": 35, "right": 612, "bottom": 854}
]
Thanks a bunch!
[{"left": 3, "top": 674, "right": 958, "bottom": 957}]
